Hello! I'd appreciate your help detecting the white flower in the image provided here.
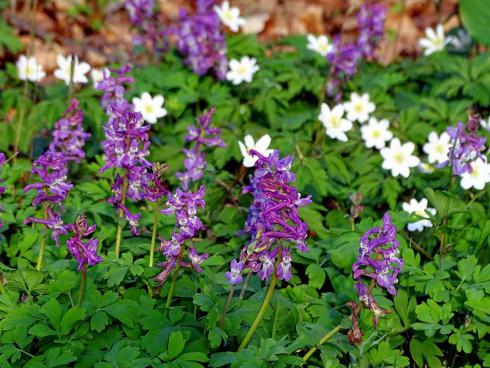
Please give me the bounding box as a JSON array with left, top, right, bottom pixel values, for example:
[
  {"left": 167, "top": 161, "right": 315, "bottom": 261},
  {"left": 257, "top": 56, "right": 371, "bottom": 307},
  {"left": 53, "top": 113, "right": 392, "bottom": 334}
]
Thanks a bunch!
[
  {"left": 132, "top": 92, "right": 167, "bottom": 124},
  {"left": 318, "top": 103, "right": 352, "bottom": 142},
  {"left": 402, "top": 198, "right": 436, "bottom": 232},
  {"left": 16, "top": 55, "right": 46, "bottom": 82},
  {"left": 480, "top": 117, "right": 490, "bottom": 132},
  {"left": 343, "top": 92, "right": 376, "bottom": 123},
  {"left": 54, "top": 54, "right": 91, "bottom": 85},
  {"left": 226, "top": 57, "right": 259, "bottom": 85},
  {"left": 380, "top": 138, "right": 420, "bottom": 177},
  {"left": 460, "top": 158, "right": 490, "bottom": 190},
  {"left": 422, "top": 131, "right": 451, "bottom": 165},
  {"left": 90, "top": 68, "right": 109, "bottom": 87},
  {"left": 238, "top": 134, "right": 273, "bottom": 167},
  {"left": 419, "top": 24, "right": 448, "bottom": 56},
  {"left": 306, "top": 34, "right": 333, "bottom": 56},
  {"left": 361, "top": 117, "right": 393, "bottom": 149},
  {"left": 214, "top": 1, "right": 245, "bottom": 32},
  {"left": 418, "top": 162, "right": 435, "bottom": 174}
]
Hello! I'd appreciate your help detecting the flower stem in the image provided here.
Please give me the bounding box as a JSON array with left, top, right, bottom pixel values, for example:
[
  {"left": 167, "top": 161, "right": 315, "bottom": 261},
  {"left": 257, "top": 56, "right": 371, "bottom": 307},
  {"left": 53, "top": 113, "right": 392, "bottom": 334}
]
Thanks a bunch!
[
  {"left": 302, "top": 324, "right": 341, "bottom": 361},
  {"left": 149, "top": 200, "right": 159, "bottom": 267},
  {"left": 35, "top": 205, "right": 48, "bottom": 271},
  {"left": 114, "top": 175, "right": 128, "bottom": 258},
  {"left": 238, "top": 272, "right": 277, "bottom": 352},
  {"left": 239, "top": 272, "right": 252, "bottom": 300},
  {"left": 77, "top": 265, "right": 87, "bottom": 307},
  {"left": 165, "top": 246, "right": 184, "bottom": 308},
  {"left": 219, "top": 285, "right": 235, "bottom": 327}
]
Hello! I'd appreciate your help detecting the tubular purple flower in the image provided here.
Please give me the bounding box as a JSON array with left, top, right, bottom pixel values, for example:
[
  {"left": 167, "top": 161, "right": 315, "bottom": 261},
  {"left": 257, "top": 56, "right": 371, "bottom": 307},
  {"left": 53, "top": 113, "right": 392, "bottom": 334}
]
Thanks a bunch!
[
  {"left": 49, "top": 99, "right": 90, "bottom": 163},
  {"left": 442, "top": 114, "right": 487, "bottom": 175},
  {"left": 226, "top": 259, "right": 244, "bottom": 284},
  {"left": 124, "top": 0, "right": 167, "bottom": 53},
  {"left": 352, "top": 212, "right": 402, "bottom": 325},
  {"left": 25, "top": 208, "right": 67, "bottom": 247},
  {"left": 357, "top": 3, "right": 386, "bottom": 60},
  {"left": 65, "top": 215, "right": 102, "bottom": 271},
  {"left": 24, "top": 151, "right": 73, "bottom": 206},
  {"left": 227, "top": 149, "right": 311, "bottom": 284},
  {"left": 171, "top": 0, "right": 228, "bottom": 79}
]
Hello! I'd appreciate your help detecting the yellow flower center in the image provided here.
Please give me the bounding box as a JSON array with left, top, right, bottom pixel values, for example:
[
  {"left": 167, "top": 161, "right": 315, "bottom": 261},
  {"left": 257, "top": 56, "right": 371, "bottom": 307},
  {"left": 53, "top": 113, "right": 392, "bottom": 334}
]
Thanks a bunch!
[
  {"left": 371, "top": 130, "right": 381, "bottom": 138},
  {"left": 144, "top": 104, "right": 154, "bottom": 114},
  {"left": 435, "top": 144, "right": 445, "bottom": 154},
  {"left": 354, "top": 103, "right": 363, "bottom": 113},
  {"left": 223, "top": 10, "right": 233, "bottom": 22},
  {"left": 236, "top": 65, "right": 247, "bottom": 75},
  {"left": 330, "top": 116, "right": 341, "bottom": 129},
  {"left": 393, "top": 152, "right": 405, "bottom": 164}
]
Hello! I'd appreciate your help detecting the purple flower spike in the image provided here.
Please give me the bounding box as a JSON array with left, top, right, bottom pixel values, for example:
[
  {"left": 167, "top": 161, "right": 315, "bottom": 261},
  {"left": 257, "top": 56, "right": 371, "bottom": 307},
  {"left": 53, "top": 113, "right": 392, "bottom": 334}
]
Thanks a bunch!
[
  {"left": 176, "top": 108, "right": 225, "bottom": 190},
  {"left": 357, "top": 3, "right": 386, "bottom": 60},
  {"left": 170, "top": 0, "right": 228, "bottom": 79},
  {"left": 226, "top": 149, "right": 310, "bottom": 285},
  {"left": 442, "top": 114, "right": 487, "bottom": 176},
  {"left": 49, "top": 99, "right": 90, "bottom": 163},
  {"left": 352, "top": 212, "right": 402, "bottom": 325},
  {"left": 65, "top": 215, "right": 102, "bottom": 271},
  {"left": 124, "top": 0, "right": 167, "bottom": 53},
  {"left": 226, "top": 259, "right": 244, "bottom": 285},
  {"left": 24, "top": 151, "right": 73, "bottom": 206}
]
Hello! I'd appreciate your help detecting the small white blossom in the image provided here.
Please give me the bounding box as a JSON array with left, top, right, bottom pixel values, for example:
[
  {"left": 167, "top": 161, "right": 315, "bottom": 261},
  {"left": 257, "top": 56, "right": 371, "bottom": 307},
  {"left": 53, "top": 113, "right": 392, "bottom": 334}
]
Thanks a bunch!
[
  {"left": 380, "top": 138, "right": 420, "bottom": 177},
  {"left": 238, "top": 134, "right": 272, "bottom": 167},
  {"left": 90, "top": 68, "right": 109, "bottom": 87},
  {"left": 402, "top": 198, "right": 436, "bottom": 232},
  {"left": 422, "top": 131, "right": 451, "bottom": 165},
  {"left": 460, "top": 158, "right": 490, "bottom": 190},
  {"left": 16, "top": 55, "right": 46, "bottom": 82},
  {"left": 318, "top": 103, "right": 352, "bottom": 142},
  {"left": 361, "top": 117, "right": 393, "bottom": 149},
  {"left": 54, "top": 54, "right": 91, "bottom": 85},
  {"left": 214, "top": 1, "right": 245, "bottom": 32},
  {"left": 306, "top": 34, "right": 333, "bottom": 56},
  {"left": 419, "top": 24, "right": 448, "bottom": 56},
  {"left": 226, "top": 57, "right": 259, "bottom": 85},
  {"left": 480, "top": 117, "right": 490, "bottom": 132},
  {"left": 418, "top": 162, "right": 435, "bottom": 174},
  {"left": 343, "top": 92, "right": 375, "bottom": 123},
  {"left": 132, "top": 92, "right": 167, "bottom": 124}
]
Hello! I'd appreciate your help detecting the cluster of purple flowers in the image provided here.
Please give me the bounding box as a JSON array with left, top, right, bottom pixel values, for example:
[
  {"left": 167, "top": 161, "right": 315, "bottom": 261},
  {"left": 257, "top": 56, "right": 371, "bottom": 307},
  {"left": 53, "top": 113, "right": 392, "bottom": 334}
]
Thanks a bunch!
[
  {"left": 156, "top": 108, "right": 223, "bottom": 283},
  {"left": 326, "top": 3, "right": 386, "bottom": 101},
  {"left": 226, "top": 150, "right": 311, "bottom": 285},
  {"left": 65, "top": 215, "right": 102, "bottom": 271},
  {"left": 124, "top": 0, "right": 167, "bottom": 53},
  {"left": 175, "top": 107, "right": 225, "bottom": 189},
  {"left": 443, "top": 113, "right": 487, "bottom": 175},
  {"left": 0, "top": 153, "right": 6, "bottom": 228},
  {"left": 352, "top": 212, "right": 402, "bottom": 324},
  {"left": 24, "top": 151, "right": 73, "bottom": 245},
  {"left": 98, "top": 66, "right": 154, "bottom": 234},
  {"left": 49, "top": 99, "right": 90, "bottom": 163},
  {"left": 171, "top": 0, "right": 228, "bottom": 79}
]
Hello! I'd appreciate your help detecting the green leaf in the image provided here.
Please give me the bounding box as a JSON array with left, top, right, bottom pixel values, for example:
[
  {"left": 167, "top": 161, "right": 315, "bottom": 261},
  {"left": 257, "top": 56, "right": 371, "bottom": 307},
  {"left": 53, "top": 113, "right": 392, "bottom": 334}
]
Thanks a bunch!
[
  {"left": 167, "top": 330, "right": 186, "bottom": 361},
  {"left": 60, "top": 307, "right": 86, "bottom": 335},
  {"left": 91, "top": 310, "right": 109, "bottom": 332},
  {"left": 103, "top": 300, "right": 139, "bottom": 328},
  {"left": 305, "top": 264, "right": 326, "bottom": 289},
  {"left": 28, "top": 323, "right": 56, "bottom": 337},
  {"left": 460, "top": 0, "right": 490, "bottom": 46}
]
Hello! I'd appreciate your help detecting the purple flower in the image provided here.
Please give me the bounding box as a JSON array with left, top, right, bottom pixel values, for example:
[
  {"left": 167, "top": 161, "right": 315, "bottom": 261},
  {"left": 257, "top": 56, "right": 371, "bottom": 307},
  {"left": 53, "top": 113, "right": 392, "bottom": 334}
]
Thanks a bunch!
[
  {"left": 357, "top": 3, "right": 386, "bottom": 60},
  {"left": 24, "top": 151, "right": 73, "bottom": 206},
  {"left": 124, "top": 0, "right": 167, "bottom": 53},
  {"left": 326, "top": 3, "right": 386, "bottom": 101},
  {"left": 65, "top": 215, "right": 102, "bottom": 271},
  {"left": 187, "top": 246, "right": 209, "bottom": 272},
  {"left": 49, "top": 99, "right": 90, "bottom": 163},
  {"left": 443, "top": 114, "right": 487, "bottom": 176},
  {"left": 96, "top": 65, "right": 134, "bottom": 112},
  {"left": 170, "top": 0, "right": 228, "bottom": 79},
  {"left": 352, "top": 213, "right": 402, "bottom": 324},
  {"left": 227, "top": 149, "right": 311, "bottom": 284},
  {"left": 175, "top": 107, "right": 225, "bottom": 190},
  {"left": 25, "top": 208, "right": 67, "bottom": 247},
  {"left": 226, "top": 259, "right": 243, "bottom": 285}
]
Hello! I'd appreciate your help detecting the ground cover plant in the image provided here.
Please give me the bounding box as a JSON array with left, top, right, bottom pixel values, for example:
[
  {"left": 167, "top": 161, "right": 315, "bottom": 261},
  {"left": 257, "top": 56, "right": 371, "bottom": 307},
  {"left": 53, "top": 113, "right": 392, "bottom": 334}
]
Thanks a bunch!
[{"left": 1, "top": 0, "right": 490, "bottom": 367}]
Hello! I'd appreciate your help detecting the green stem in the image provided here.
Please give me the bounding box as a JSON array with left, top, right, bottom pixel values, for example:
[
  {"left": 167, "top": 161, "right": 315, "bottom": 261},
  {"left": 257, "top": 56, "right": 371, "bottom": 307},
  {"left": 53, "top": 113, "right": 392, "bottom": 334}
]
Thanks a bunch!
[
  {"left": 165, "top": 246, "right": 184, "bottom": 308},
  {"left": 114, "top": 176, "right": 128, "bottom": 258},
  {"left": 35, "top": 205, "right": 48, "bottom": 271},
  {"left": 219, "top": 285, "right": 235, "bottom": 327},
  {"left": 77, "top": 265, "right": 87, "bottom": 307},
  {"left": 14, "top": 80, "right": 29, "bottom": 159},
  {"left": 238, "top": 272, "right": 278, "bottom": 352},
  {"left": 302, "top": 324, "right": 341, "bottom": 361},
  {"left": 149, "top": 200, "right": 159, "bottom": 267},
  {"left": 239, "top": 272, "right": 252, "bottom": 300}
]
